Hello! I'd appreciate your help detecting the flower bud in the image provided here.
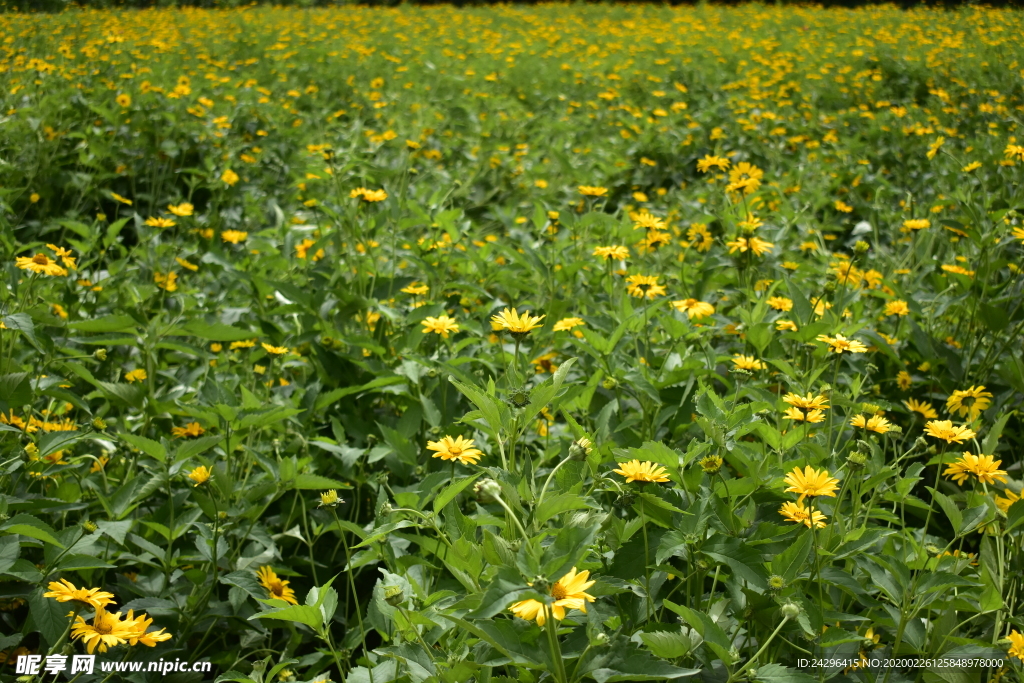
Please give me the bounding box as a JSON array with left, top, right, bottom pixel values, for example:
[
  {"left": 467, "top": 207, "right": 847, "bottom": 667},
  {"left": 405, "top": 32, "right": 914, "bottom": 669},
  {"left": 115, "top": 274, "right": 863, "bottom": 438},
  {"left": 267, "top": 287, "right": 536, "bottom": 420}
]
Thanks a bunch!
[
  {"left": 82, "top": 520, "right": 98, "bottom": 533},
  {"left": 768, "top": 575, "right": 786, "bottom": 592},
  {"left": 477, "top": 478, "right": 503, "bottom": 500},
  {"left": 601, "top": 376, "right": 618, "bottom": 390},
  {"left": 93, "top": 348, "right": 108, "bottom": 361},
  {"left": 92, "top": 417, "right": 107, "bottom": 430},
  {"left": 592, "top": 632, "right": 609, "bottom": 646},
  {"left": 569, "top": 437, "right": 593, "bottom": 461},
  {"left": 854, "top": 240, "right": 870, "bottom": 255},
  {"left": 781, "top": 602, "right": 801, "bottom": 619},
  {"left": 383, "top": 585, "right": 404, "bottom": 606},
  {"left": 846, "top": 452, "right": 868, "bottom": 468},
  {"left": 699, "top": 455, "right": 723, "bottom": 474}
]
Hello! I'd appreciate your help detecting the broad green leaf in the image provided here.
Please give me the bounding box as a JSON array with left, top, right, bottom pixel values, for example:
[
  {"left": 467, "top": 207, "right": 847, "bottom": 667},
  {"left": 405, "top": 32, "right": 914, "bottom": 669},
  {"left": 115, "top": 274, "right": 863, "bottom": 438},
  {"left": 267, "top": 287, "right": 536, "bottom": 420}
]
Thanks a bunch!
[
  {"left": 68, "top": 314, "right": 138, "bottom": 333},
  {"left": 1, "top": 514, "right": 65, "bottom": 548},
  {"left": 433, "top": 473, "right": 482, "bottom": 514},
  {"left": 120, "top": 432, "right": 167, "bottom": 461}
]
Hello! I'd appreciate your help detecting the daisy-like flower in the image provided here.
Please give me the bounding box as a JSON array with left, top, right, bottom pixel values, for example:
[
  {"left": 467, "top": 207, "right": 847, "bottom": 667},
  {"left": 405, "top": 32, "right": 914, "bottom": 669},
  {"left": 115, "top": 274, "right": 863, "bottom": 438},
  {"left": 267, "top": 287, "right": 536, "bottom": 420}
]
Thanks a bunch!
[
  {"left": 613, "top": 459, "right": 670, "bottom": 484},
  {"left": 778, "top": 501, "right": 827, "bottom": 529},
  {"left": 16, "top": 253, "right": 68, "bottom": 277},
  {"left": 816, "top": 334, "right": 868, "bottom": 354},
  {"left": 896, "top": 371, "right": 912, "bottom": 391},
  {"left": 783, "top": 392, "right": 830, "bottom": 411},
  {"left": 350, "top": 188, "right": 387, "bottom": 202},
  {"left": 726, "top": 162, "right": 763, "bottom": 195},
  {"left": 625, "top": 274, "right": 666, "bottom": 299},
  {"left": 687, "top": 224, "right": 714, "bottom": 252},
  {"left": 261, "top": 343, "right": 289, "bottom": 355},
  {"left": 784, "top": 465, "right": 839, "bottom": 503},
  {"left": 124, "top": 369, "right": 147, "bottom": 383},
  {"left": 167, "top": 202, "right": 194, "bottom": 217},
  {"left": 850, "top": 414, "right": 892, "bottom": 434},
  {"left": 71, "top": 606, "right": 138, "bottom": 654},
  {"left": 256, "top": 566, "right": 298, "bottom": 605},
  {"left": 884, "top": 300, "right": 910, "bottom": 317},
  {"left": 1007, "top": 630, "right": 1024, "bottom": 662},
  {"left": 509, "top": 567, "right": 596, "bottom": 626},
  {"left": 732, "top": 355, "right": 765, "bottom": 371},
  {"left": 776, "top": 320, "right": 798, "bottom": 332},
  {"left": 491, "top": 307, "right": 545, "bottom": 337},
  {"left": 221, "top": 169, "right": 240, "bottom": 186},
  {"left": 123, "top": 610, "right": 172, "bottom": 647},
  {"left": 187, "top": 466, "right": 212, "bottom": 487},
  {"left": 903, "top": 398, "right": 937, "bottom": 419},
  {"left": 945, "top": 386, "right": 992, "bottom": 422},
  {"left": 923, "top": 420, "right": 976, "bottom": 444},
  {"left": 593, "top": 245, "right": 629, "bottom": 260},
  {"left": 578, "top": 185, "right": 608, "bottom": 197},
  {"left": 145, "top": 217, "right": 176, "bottom": 228},
  {"left": 671, "top": 299, "right": 715, "bottom": 319},
  {"left": 632, "top": 210, "right": 666, "bottom": 231},
  {"left": 726, "top": 236, "right": 774, "bottom": 256},
  {"left": 47, "top": 244, "right": 77, "bottom": 270},
  {"left": 421, "top": 315, "right": 460, "bottom": 339},
  {"left": 783, "top": 406, "right": 826, "bottom": 423},
  {"left": 110, "top": 192, "right": 133, "bottom": 206},
  {"left": 427, "top": 435, "right": 483, "bottom": 465},
  {"left": 43, "top": 579, "right": 116, "bottom": 609},
  {"left": 696, "top": 154, "right": 731, "bottom": 172},
  {"left": 552, "top": 317, "right": 584, "bottom": 332},
  {"left": 767, "top": 296, "right": 793, "bottom": 312},
  {"left": 401, "top": 282, "right": 429, "bottom": 296},
  {"left": 943, "top": 453, "right": 1008, "bottom": 486},
  {"left": 221, "top": 230, "right": 248, "bottom": 244},
  {"left": 172, "top": 422, "right": 205, "bottom": 438},
  {"left": 995, "top": 489, "right": 1021, "bottom": 514},
  {"left": 319, "top": 489, "right": 342, "bottom": 508}
]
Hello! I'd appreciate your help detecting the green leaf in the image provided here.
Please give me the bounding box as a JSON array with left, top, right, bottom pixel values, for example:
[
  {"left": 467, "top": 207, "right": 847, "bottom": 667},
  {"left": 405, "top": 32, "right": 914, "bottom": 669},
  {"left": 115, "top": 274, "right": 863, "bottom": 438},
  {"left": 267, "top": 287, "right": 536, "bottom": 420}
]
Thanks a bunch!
[
  {"left": 927, "top": 487, "right": 962, "bottom": 535},
  {"left": 433, "top": 473, "right": 482, "bottom": 514},
  {"left": 291, "top": 474, "right": 350, "bottom": 490},
  {"left": 535, "top": 492, "right": 593, "bottom": 526},
  {"left": 663, "top": 599, "right": 736, "bottom": 665},
  {"left": 771, "top": 528, "right": 812, "bottom": 584},
  {"left": 68, "top": 314, "right": 138, "bottom": 333},
  {"left": 1, "top": 514, "right": 65, "bottom": 548},
  {"left": 753, "top": 663, "right": 819, "bottom": 683},
  {"left": 583, "top": 639, "right": 700, "bottom": 682},
  {"left": 449, "top": 376, "right": 504, "bottom": 437},
  {"left": 120, "top": 432, "right": 167, "bottom": 461},
  {"left": 38, "top": 430, "right": 90, "bottom": 458},
  {"left": 97, "top": 381, "right": 144, "bottom": 408},
  {"left": 315, "top": 376, "right": 407, "bottom": 410},
  {"left": 0, "top": 372, "right": 32, "bottom": 408},
  {"left": 701, "top": 535, "right": 769, "bottom": 591},
  {"left": 248, "top": 604, "right": 323, "bottom": 630},
  {"left": 28, "top": 586, "right": 69, "bottom": 647},
  {"left": 179, "top": 321, "right": 258, "bottom": 341},
  {"left": 0, "top": 536, "right": 20, "bottom": 573},
  {"left": 981, "top": 412, "right": 1011, "bottom": 455},
  {"left": 639, "top": 629, "right": 693, "bottom": 659}
]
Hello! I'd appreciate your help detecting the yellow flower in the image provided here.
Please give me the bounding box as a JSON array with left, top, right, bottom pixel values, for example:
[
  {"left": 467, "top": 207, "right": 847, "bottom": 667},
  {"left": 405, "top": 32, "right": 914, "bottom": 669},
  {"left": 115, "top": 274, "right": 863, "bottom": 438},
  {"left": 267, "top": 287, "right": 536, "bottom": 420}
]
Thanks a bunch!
[
  {"left": 167, "top": 202, "right": 194, "bottom": 217},
  {"left": 221, "top": 169, "right": 240, "bottom": 186},
  {"left": 671, "top": 299, "right": 715, "bottom": 319},
  {"left": 427, "top": 435, "right": 483, "bottom": 465},
  {"left": 111, "top": 192, "right": 133, "bottom": 206},
  {"left": 726, "top": 236, "right": 774, "bottom": 256},
  {"left": 901, "top": 218, "right": 931, "bottom": 232},
  {"left": 1007, "top": 630, "right": 1024, "bottom": 661},
  {"left": 187, "top": 466, "right": 212, "bottom": 487},
  {"left": 593, "top": 245, "right": 629, "bottom": 260},
  {"left": 16, "top": 253, "right": 67, "bottom": 277},
  {"left": 552, "top": 317, "right": 584, "bottom": 332},
  {"left": 784, "top": 465, "right": 839, "bottom": 503},
  {"left": 124, "top": 369, "right": 147, "bottom": 383},
  {"left": 578, "top": 185, "right": 608, "bottom": 197},
  {"left": 43, "top": 579, "right": 115, "bottom": 609},
  {"left": 995, "top": 489, "right": 1020, "bottom": 514},
  {"left": 632, "top": 210, "right": 666, "bottom": 231},
  {"left": 850, "top": 414, "right": 892, "bottom": 434},
  {"left": 897, "top": 371, "right": 912, "bottom": 390},
  {"left": 230, "top": 339, "right": 257, "bottom": 350},
  {"left": 962, "top": 161, "right": 982, "bottom": 173},
  {"left": 491, "top": 307, "right": 545, "bottom": 336},
  {"left": 509, "top": 567, "right": 596, "bottom": 626},
  {"left": 923, "top": 420, "right": 976, "bottom": 444},
  {"left": 122, "top": 609, "right": 172, "bottom": 647},
  {"left": 154, "top": 271, "right": 178, "bottom": 292},
  {"left": 221, "top": 230, "right": 248, "bottom": 244},
  {"left": 767, "top": 296, "right": 793, "bottom": 312},
  {"left": 176, "top": 257, "right": 198, "bottom": 272},
  {"left": 172, "top": 422, "right": 205, "bottom": 438},
  {"left": 903, "top": 398, "right": 937, "bottom": 419},
  {"left": 945, "top": 386, "right": 992, "bottom": 422},
  {"left": 256, "top": 566, "right": 298, "bottom": 605},
  {"left": 726, "top": 162, "right": 763, "bottom": 194},
  {"left": 613, "top": 459, "right": 670, "bottom": 484},
  {"left": 943, "top": 453, "right": 1008, "bottom": 486},
  {"left": 421, "top": 315, "right": 460, "bottom": 339},
  {"left": 732, "top": 355, "right": 764, "bottom": 371},
  {"left": 779, "top": 501, "right": 827, "bottom": 529},
  {"left": 262, "top": 343, "right": 289, "bottom": 355},
  {"left": 401, "top": 282, "right": 429, "bottom": 296},
  {"left": 145, "top": 217, "right": 176, "bottom": 228},
  {"left": 532, "top": 352, "right": 558, "bottom": 374},
  {"left": 816, "top": 334, "right": 868, "bottom": 354},
  {"left": 625, "top": 274, "right": 665, "bottom": 299},
  {"left": 687, "top": 223, "right": 714, "bottom": 252},
  {"left": 47, "top": 244, "right": 77, "bottom": 269},
  {"left": 783, "top": 406, "right": 826, "bottom": 424},
  {"left": 783, "top": 393, "right": 830, "bottom": 411},
  {"left": 319, "top": 489, "right": 342, "bottom": 508},
  {"left": 834, "top": 200, "right": 853, "bottom": 213},
  {"left": 776, "top": 320, "right": 798, "bottom": 332},
  {"left": 884, "top": 300, "right": 909, "bottom": 317},
  {"left": 71, "top": 606, "right": 137, "bottom": 654},
  {"left": 696, "top": 154, "right": 730, "bottom": 172},
  {"left": 116, "top": 93, "right": 131, "bottom": 108}
]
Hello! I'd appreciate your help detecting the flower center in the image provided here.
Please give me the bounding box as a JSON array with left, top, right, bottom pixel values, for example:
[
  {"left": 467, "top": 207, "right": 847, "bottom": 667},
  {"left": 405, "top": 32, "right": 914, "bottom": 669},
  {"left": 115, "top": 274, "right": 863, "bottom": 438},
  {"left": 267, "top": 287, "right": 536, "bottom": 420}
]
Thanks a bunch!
[
  {"left": 550, "top": 584, "right": 568, "bottom": 600},
  {"left": 32, "top": 253, "right": 50, "bottom": 265},
  {"left": 94, "top": 620, "right": 113, "bottom": 635},
  {"left": 449, "top": 445, "right": 463, "bottom": 456}
]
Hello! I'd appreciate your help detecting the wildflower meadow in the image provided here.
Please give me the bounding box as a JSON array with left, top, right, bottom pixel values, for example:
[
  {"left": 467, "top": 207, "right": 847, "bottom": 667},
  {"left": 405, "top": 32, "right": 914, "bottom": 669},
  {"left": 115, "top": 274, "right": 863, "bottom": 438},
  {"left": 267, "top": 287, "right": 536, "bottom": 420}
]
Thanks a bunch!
[{"left": 1, "top": 3, "right": 1024, "bottom": 683}]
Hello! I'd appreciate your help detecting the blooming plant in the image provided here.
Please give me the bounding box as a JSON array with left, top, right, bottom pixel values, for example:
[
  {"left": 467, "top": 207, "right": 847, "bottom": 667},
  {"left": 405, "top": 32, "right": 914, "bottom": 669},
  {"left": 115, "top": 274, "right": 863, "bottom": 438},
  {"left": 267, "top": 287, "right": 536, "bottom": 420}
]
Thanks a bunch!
[{"left": 1, "top": 4, "right": 1023, "bottom": 683}]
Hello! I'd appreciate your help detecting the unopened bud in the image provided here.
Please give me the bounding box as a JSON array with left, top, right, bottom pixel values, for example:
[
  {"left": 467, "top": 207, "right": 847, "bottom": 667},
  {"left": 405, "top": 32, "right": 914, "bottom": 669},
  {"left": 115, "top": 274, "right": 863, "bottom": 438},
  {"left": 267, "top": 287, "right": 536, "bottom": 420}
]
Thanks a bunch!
[
  {"left": 92, "top": 417, "right": 107, "bottom": 430},
  {"left": 781, "top": 602, "right": 801, "bottom": 619},
  {"left": 383, "top": 585, "right": 404, "bottom": 606},
  {"left": 592, "top": 632, "right": 609, "bottom": 646},
  {"left": 768, "top": 575, "right": 785, "bottom": 592},
  {"left": 601, "top": 377, "right": 618, "bottom": 390},
  {"left": 854, "top": 240, "right": 870, "bottom": 255},
  {"left": 82, "top": 521, "right": 98, "bottom": 533},
  {"left": 477, "top": 478, "right": 503, "bottom": 500},
  {"left": 569, "top": 437, "right": 593, "bottom": 461},
  {"left": 93, "top": 348, "right": 108, "bottom": 361},
  {"left": 846, "top": 452, "right": 868, "bottom": 468}
]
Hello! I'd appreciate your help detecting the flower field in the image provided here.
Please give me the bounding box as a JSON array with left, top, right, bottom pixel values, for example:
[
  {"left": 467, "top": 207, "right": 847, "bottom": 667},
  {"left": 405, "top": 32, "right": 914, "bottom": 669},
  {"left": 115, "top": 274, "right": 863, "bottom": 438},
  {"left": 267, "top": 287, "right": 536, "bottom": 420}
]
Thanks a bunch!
[{"left": 2, "top": 3, "right": 1024, "bottom": 682}]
